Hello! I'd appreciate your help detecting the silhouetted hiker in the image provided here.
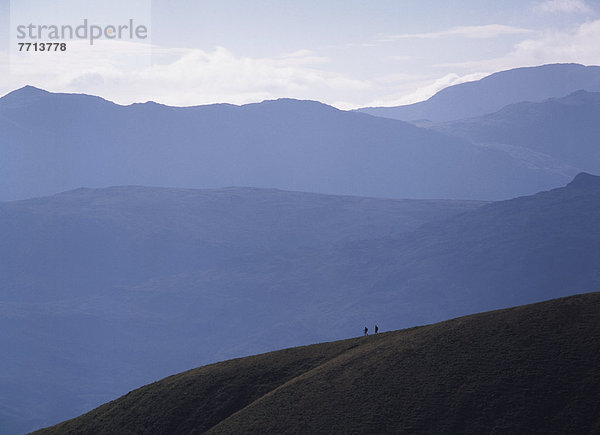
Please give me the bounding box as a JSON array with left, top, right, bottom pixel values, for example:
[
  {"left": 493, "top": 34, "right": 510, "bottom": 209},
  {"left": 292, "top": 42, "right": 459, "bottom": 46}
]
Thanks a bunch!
[
  {"left": 375, "top": 325, "right": 379, "bottom": 334},
  {"left": 364, "top": 326, "right": 368, "bottom": 336}
]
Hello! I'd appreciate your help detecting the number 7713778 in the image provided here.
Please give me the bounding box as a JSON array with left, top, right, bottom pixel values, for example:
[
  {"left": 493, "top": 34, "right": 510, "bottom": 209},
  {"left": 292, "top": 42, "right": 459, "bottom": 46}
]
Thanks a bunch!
[{"left": 18, "top": 42, "right": 67, "bottom": 51}]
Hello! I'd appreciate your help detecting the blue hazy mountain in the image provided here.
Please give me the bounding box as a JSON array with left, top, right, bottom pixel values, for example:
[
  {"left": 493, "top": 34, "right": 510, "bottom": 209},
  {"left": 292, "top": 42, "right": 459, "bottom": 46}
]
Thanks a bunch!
[
  {"left": 357, "top": 63, "right": 600, "bottom": 122},
  {"left": 429, "top": 90, "right": 600, "bottom": 175},
  {"left": 3, "top": 174, "right": 600, "bottom": 432},
  {"left": 0, "top": 85, "right": 567, "bottom": 202},
  {"left": 0, "top": 187, "right": 483, "bottom": 434},
  {"left": 352, "top": 172, "right": 600, "bottom": 322}
]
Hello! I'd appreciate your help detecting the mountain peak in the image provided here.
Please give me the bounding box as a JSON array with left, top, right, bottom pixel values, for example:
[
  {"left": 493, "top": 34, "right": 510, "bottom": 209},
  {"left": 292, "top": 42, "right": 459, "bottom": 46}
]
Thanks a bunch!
[
  {"left": 567, "top": 172, "right": 600, "bottom": 190},
  {"left": 1, "top": 85, "right": 51, "bottom": 105},
  {"left": 18, "top": 84, "right": 48, "bottom": 93},
  {"left": 3, "top": 85, "right": 49, "bottom": 97}
]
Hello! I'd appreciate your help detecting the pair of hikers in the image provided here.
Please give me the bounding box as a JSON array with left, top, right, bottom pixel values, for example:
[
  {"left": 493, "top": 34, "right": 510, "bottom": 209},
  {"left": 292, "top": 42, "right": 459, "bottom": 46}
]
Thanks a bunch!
[{"left": 364, "top": 325, "right": 378, "bottom": 336}]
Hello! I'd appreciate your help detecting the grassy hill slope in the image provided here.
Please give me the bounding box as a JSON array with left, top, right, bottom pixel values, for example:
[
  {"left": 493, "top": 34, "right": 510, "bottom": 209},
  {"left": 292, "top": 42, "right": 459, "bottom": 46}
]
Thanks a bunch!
[
  {"left": 0, "top": 186, "right": 484, "bottom": 434},
  {"left": 36, "top": 292, "right": 600, "bottom": 434}
]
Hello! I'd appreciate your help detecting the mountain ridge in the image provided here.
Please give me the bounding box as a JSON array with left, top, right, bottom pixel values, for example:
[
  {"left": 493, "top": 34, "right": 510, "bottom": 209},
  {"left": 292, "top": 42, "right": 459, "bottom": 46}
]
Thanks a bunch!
[
  {"left": 0, "top": 81, "right": 570, "bottom": 201},
  {"left": 429, "top": 89, "right": 600, "bottom": 175},
  {"left": 358, "top": 171, "right": 600, "bottom": 312},
  {"left": 1, "top": 85, "right": 334, "bottom": 111},
  {"left": 568, "top": 171, "right": 600, "bottom": 189},
  {"left": 357, "top": 63, "right": 600, "bottom": 122}
]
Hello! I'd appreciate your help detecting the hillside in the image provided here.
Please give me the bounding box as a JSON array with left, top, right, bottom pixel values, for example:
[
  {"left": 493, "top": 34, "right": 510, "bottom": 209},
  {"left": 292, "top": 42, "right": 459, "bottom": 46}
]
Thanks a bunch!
[
  {"left": 357, "top": 63, "right": 600, "bottom": 122},
  {"left": 5, "top": 174, "right": 600, "bottom": 433},
  {"left": 0, "top": 187, "right": 483, "bottom": 434},
  {"left": 6, "top": 173, "right": 600, "bottom": 433},
  {"left": 36, "top": 292, "right": 600, "bottom": 434},
  {"left": 430, "top": 90, "right": 600, "bottom": 175},
  {"left": 0, "top": 85, "right": 566, "bottom": 202}
]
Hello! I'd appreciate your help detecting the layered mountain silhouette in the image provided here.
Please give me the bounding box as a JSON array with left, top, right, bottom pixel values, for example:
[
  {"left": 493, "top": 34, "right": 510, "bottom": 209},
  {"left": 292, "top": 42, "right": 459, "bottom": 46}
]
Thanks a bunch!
[
  {"left": 35, "top": 292, "right": 600, "bottom": 434},
  {"left": 0, "top": 84, "right": 569, "bottom": 202},
  {"left": 3, "top": 173, "right": 600, "bottom": 433},
  {"left": 0, "top": 187, "right": 482, "bottom": 434},
  {"left": 358, "top": 63, "right": 600, "bottom": 122},
  {"left": 3, "top": 63, "right": 600, "bottom": 432},
  {"left": 351, "top": 172, "right": 600, "bottom": 320},
  {"left": 430, "top": 90, "right": 600, "bottom": 176}
]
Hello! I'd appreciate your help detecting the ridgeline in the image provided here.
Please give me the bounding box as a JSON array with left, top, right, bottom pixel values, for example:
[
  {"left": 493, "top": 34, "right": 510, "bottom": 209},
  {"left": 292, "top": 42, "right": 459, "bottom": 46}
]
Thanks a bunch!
[{"left": 35, "top": 292, "right": 600, "bottom": 434}]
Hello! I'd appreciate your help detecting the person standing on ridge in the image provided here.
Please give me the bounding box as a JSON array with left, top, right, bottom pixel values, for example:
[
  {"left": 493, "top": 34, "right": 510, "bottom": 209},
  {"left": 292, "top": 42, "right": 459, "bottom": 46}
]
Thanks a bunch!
[
  {"left": 364, "top": 326, "right": 368, "bottom": 336},
  {"left": 375, "top": 325, "right": 379, "bottom": 334}
]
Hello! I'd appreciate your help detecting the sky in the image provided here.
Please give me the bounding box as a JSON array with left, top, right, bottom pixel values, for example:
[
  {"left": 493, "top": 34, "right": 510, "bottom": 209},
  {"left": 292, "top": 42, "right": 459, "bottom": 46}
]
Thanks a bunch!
[{"left": 1, "top": 0, "right": 600, "bottom": 109}]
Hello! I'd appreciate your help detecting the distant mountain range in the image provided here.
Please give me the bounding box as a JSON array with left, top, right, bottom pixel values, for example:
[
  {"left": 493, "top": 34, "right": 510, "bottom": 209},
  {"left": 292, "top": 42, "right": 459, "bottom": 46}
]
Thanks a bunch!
[
  {"left": 430, "top": 89, "right": 600, "bottom": 176},
  {"left": 354, "top": 172, "right": 600, "bottom": 320},
  {"left": 3, "top": 173, "right": 600, "bottom": 433},
  {"left": 357, "top": 63, "right": 600, "bottom": 122},
  {"left": 35, "top": 292, "right": 600, "bottom": 434},
  {"left": 0, "top": 81, "right": 576, "bottom": 202}
]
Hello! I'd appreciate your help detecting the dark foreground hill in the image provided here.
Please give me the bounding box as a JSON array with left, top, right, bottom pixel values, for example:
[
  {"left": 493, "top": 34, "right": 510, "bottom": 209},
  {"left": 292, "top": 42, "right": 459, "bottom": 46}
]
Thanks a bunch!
[{"left": 36, "top": 292, "right": 600, "bottom": 434}]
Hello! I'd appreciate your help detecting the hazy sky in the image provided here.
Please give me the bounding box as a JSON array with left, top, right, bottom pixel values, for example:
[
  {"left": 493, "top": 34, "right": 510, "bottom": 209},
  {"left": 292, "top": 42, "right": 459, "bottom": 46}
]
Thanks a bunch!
[{"left": 1, "top": 0, "right": 599, "bottom": 108}]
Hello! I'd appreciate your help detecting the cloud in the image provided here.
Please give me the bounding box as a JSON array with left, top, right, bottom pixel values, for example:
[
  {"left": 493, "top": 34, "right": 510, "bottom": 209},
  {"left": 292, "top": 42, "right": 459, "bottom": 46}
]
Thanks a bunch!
[
  {"left": 387, "top": 24, "right": 534, "bottom": 40},
  {"left": 1, "top": 42, "right": 371, "bottom": 108},
  {"left": 387, "top": 55, "right": 411, "bottom": 61},
  {"left": 3, "top": 18, "right": 599, "bottom": 111},
  {"left": 433, "top": 19, "right": 600, "bottom": 71},
  {"left": 364, "top": 71, "right": 490, "bottom": 107},
  {"left": 509, "top": 19, "right": 600, "bottom": 64},
  {"left": 277, "top": 49, "right": 330, "bottom": 66},
  {"left": 534, "top": 0, "right": 593, "bottom": 14}
]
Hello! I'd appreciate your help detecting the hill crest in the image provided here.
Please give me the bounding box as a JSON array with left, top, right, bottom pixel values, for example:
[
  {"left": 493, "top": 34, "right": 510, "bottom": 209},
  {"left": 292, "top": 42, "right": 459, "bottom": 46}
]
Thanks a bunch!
[
  {"left": 567, "top": 172, "right": 600, "bottom": 190},
  {"left": 0, "top": 85, "right": 337, "bottom": 111},
  {"left": 35, "top": 292, "right": 600, "bottom": 434}
]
